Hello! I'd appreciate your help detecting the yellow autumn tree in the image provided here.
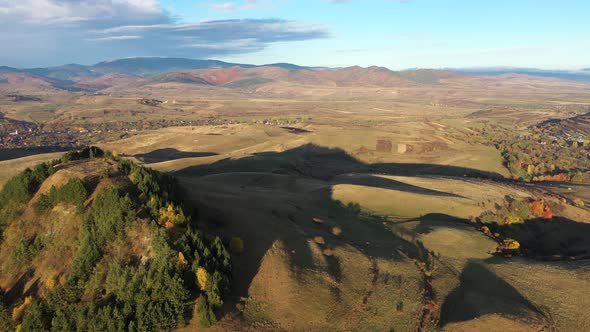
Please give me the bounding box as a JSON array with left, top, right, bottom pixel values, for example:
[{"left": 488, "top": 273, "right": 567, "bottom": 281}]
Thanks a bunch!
[
  {"left": 502, "top": 239, "right": 521, "bottom": 250},
  {"left": 159, "top": 203, "right": 177, "bottom": 227},
  {"left": 45, "top": 276, "right": 56, "bottom": 290},
  {"left": 12, "top": 296, "right": 32, "bottom": 322},
  {"left": 527, "top": 164, "right": 535, "bottom": 175},
  {"left": 504, "top": 215, "right": 523, "bottom": 225},
  {"left": 196, "top": 267, "right": 208, "bottom": 291},
  {"left": 178, "top": 252, "right": 188, "bottom": 266}
]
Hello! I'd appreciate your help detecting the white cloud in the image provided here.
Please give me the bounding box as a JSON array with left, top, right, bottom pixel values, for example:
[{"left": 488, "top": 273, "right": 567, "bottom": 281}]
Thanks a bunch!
[
  {"left": 208, "top": 0, "right": 272, "bottom": 13},
  {"left": 86, "top": 35, "right": 144, "bottom": 42},
  {"left": 0, "top": 0, "right": 169, "bottom": 25},
  {"left": 0, "top": 0, "right": 329, "bottom": 66},
  {"left": 209, "top": 2, "right": 237, "bottom": 13}
]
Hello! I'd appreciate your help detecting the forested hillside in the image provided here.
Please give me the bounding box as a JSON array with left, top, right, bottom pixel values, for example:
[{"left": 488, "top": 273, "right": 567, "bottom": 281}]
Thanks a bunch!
[{"left": 0, "top": 147, "right": 231, "bottom": 331}]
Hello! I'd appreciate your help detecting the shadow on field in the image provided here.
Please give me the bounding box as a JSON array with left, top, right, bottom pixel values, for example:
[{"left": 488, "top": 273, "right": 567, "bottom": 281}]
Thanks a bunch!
[
  {"left": 175, "top": 143, "right": 503, "bottom": 180},
  {"left": 0, "top": 146, "right": 69, "bottom": 161},
  {"left": 440, "top": 261, "right": 546, "bottom": 327},
  {"left": 485, "top": 216, "right": 590, "bottom": 259},
  {"left": 173, "top": 144, "right": 508, "bottom": 321},
  {"left": 133, "top": 148, "right": 217, "bottom": 163}
]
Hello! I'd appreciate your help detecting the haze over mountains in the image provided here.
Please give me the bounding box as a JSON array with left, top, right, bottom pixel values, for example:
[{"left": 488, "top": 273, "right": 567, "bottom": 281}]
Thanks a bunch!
[{"left": 1, "top": 57, "right": 590, "bottom": 93}]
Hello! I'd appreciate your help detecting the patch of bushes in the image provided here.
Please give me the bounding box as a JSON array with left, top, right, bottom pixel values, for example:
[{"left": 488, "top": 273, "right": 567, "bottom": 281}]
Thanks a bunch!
[
  {"left": 34, "top": 177, "right": 88, "bottom": 215},
  {"left": 69, "top": 186, "right": 135, "bottom": 283},
  {"left": 62, "top": 146, "right": 104, "bottom": 162},
  {"left": 473, "top": 125, "right": 590, "bottom": 182},
  {"left": 0, "top": 162, "right": 55, "bottom": 210},
  {"left": 11, "top": 236, "right": 46, "bottom": 268}
]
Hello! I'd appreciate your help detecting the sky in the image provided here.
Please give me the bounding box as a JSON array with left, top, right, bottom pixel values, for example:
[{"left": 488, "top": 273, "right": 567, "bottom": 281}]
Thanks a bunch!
[{"left": 0, "top": 0, "right": 589, "bottom": 69}]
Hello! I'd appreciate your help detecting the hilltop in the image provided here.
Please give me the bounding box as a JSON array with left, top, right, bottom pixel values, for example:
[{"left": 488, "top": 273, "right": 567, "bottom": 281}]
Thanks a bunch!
[{"left": 0, "top": 147, "right": 232, "bottom": 330}]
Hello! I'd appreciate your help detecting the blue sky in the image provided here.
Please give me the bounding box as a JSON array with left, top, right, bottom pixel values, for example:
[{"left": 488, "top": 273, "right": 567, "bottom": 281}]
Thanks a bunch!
[{"left": 0, "top": 0, "right": 588, "bottom": 69}]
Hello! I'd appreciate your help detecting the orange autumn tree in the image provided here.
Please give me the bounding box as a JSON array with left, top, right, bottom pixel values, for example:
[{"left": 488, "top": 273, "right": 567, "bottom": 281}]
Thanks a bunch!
[
  {"left": 530, "top": 200, "right": 545, "bottom": 217},
  {"left": 543, "top": 208, "right": 553, "bottom": 219},
  {"left": 530, "top": 199, "right": 553, "bottom": 219}
]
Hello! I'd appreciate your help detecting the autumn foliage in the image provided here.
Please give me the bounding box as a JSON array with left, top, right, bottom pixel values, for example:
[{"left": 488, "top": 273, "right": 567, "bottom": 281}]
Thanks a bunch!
[
  {"left": 12, "top": 296, "right": 32, "bottom": 322},
  {"left": 499, "top": 239, "right": 521, "bottom": 251},
  {"left": 543, "top": 208, "right": 553, "bottom": 220},
  {"left": 529, "top": 200, "right": 553, "bottom": 219},
  {"left": 197, "top": 267, "right": 209, "bottom": 291}
]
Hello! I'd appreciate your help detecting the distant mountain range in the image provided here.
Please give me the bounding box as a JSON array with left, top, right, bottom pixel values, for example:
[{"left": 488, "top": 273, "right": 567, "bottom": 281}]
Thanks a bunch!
[
  {"left": 1, "top": 58, "right": 317, "bottom": 80},
  {"left": 452, "top": 67, "right": 590, "bottom": 82},
  {"left": 0, "top": 57, "right": 589, "bottom": 92}
]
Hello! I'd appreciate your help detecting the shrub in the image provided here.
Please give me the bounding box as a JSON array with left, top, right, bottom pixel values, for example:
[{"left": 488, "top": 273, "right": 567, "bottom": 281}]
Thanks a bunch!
[
  {"left": 331, "top": 227, "right": 343, "bottom": 237},
  {"left": 510, "top": 200, "right": 531, "bottom": 220},
  {"left": 573, "top": 198, "right": 585, "bottom": 207},
  {"left": 196, "top": 295, "right": 216, "bottom": 328},
  {"left": 479, "top": 211, "right": 497, "bottom": 224},
  {"left": 501, "top": 239, "right": 521, "bottom": 251},
  {"left": 313, "top": 236, "right": 325, "bottom": 245},
  {"left": 504, "top": 215, "right": 523, "bottom": 225},
  {"left": 229, "top": 237, "right": 244, "bottom": 254}
]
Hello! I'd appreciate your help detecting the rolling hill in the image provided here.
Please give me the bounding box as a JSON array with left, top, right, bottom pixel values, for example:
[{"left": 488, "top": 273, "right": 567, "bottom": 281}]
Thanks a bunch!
[
  {"left": 537, "top": 111, "right": 590, "bottom": 139},
  {"left": 0, "top": 147, "right": 232, "bottom": 330}
]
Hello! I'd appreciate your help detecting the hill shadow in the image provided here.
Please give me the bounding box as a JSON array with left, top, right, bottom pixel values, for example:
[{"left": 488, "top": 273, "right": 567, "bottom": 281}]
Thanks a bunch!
[
  {"left": 173, "top": 143, "right": 509, "bottom": 323},
  {"left": 440, "top": 261, "right": 547, "bottom": 327},
  {"left": 280, "top": 126, "right": 311, "bottom": 134},
  {"left": 176, "top": 143, "right": 503, "bottom": 180},
  {"left": 133, "top": 148, "right": 217, "bottom": 163},
  {"left": 0, "top": 146, "right": 69, "bottom": 161}
]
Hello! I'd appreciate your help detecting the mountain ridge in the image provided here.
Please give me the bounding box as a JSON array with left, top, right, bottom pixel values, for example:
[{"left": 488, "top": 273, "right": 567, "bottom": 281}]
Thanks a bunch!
[{"left": 2, "top": 57, "right": 590, "bottom": 93}]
